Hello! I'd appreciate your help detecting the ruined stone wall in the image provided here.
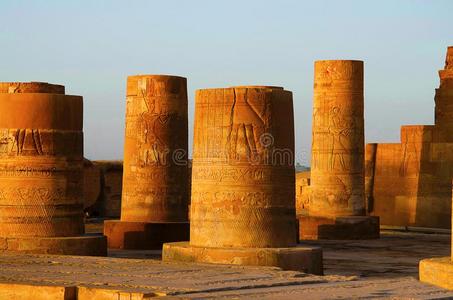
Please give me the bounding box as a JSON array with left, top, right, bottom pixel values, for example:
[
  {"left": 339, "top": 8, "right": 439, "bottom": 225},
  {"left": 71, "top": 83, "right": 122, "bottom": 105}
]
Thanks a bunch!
[
  {"left": 364, "top": 48, "right": 453, "bottom": 229},
  {"left": 366, "top": 126, "right": 453, "bottom": 229}
]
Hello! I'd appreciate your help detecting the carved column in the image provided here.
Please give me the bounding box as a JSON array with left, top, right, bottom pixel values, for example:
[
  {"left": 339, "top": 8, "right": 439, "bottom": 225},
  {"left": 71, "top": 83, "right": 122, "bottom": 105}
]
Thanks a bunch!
[
  {"left": 0, "top": 82, "right": 106, "bottom": 255},
  {"left": 298, "top": 61, "right": 379, "bottom": 240},
  {"left": 163, "top": 86, "right": 322, "bottom": 274},
  {"left": 104, "top": 75, "right": 189, "bottom": 249}
]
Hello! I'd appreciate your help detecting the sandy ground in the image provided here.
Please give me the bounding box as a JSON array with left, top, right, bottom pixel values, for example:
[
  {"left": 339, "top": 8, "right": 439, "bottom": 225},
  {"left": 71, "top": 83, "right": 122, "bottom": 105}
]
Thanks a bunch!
[{"left": 0, "top": 224, "right": 451, "bottom": 299}]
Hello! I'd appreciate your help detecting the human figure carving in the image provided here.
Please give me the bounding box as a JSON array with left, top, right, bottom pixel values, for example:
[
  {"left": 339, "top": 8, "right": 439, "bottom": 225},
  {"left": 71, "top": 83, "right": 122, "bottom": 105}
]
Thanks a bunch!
[
  {"left": 328, "top": 107, "right": 353, "bottom": 171},
  {"left": 226, "top": 89, "right": 266, "bottom": 162}
]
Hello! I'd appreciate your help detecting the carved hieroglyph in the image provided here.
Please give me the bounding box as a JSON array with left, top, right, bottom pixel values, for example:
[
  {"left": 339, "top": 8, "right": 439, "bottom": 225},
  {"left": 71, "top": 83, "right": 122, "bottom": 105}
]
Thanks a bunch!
[
  {"left": 120, "top": 75, "right": 188, "bottom": 222},
  {"left": 190, "top": 86, "right": 296, "bottom": 248},
  {"left": 0, "top": 82, "right": 84, "bottom": 237},
  {"left": 310, "top": 61, "right": 365, "bottom": 218}
]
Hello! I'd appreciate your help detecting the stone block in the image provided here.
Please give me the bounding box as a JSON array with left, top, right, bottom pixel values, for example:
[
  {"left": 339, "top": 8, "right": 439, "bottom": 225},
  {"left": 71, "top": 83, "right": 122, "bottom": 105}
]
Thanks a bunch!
[
  {"left": 419, "top": 257, "right": 453, "bottom": 290},
  {"left": 104, "top": 220, "right": 189, "bottom": 249},
  {"left": 298, "top": 215, "right": 380, "bottom": 240},
  {"left": 162, "top": 241, "right": 323, "bottom": 275}
]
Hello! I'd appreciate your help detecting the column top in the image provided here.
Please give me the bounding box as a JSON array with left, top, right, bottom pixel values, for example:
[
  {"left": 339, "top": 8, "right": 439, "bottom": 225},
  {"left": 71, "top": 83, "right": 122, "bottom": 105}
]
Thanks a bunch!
[
  {"left": 127, "top": 74, "right": 187, "bottom": 81},
  {"left": 0, "top": 82, "right": 65, "bottom": 94}
]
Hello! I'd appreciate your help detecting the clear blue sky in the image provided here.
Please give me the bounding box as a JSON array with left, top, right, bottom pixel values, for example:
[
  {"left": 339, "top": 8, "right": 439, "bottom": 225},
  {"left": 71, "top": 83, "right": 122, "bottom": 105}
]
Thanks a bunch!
[{"left": 1, "top": 0, "right": 452, "bottom": 164}]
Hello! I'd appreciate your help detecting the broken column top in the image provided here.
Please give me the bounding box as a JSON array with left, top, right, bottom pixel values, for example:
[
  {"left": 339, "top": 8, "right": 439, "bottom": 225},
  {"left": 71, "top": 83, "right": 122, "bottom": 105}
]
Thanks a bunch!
[
  {"left": 445, "top": 46, "right": 453, "bottom": 69},
  {"left": 439, "top": 47, "right": 453, "bottom": 85},
  {"left": 228, "top": 85, "right": 284, "bottom": 90},
  {"left": 0, "top": 82, "right": 65, "bottom": 94}
]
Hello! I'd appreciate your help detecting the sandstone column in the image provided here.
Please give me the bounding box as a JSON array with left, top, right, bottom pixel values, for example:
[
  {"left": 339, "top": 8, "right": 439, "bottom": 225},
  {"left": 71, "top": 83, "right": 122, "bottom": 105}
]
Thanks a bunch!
[
  {"left": 0, "top": 82, "right": 106, "bottom": 255},
  {"left": 419, "top": 47, "right": 453, "bottom": 290},
  {"left": 298, "top": 61, "right": 380, "bottom": 240},
  {"left": 162, "top": 86, "right": 322, "bottom": 274},
  {"left": 104, "top": 75, "right": 189, "bottom": 249}
]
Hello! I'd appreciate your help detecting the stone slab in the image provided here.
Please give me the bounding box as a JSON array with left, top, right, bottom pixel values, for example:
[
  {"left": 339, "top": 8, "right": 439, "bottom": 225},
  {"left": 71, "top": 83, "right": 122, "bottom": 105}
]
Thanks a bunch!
[
  {"left": 298, "top": 215, "right": 380, "bottom": 240},
  {"left": 162, "top": 241, "right": 323, "bottom": 275},
  {"left": 0, "top": 231, "right": 451, "bottom": 299},
  {"left": 0, "top": 282, "right": 76, "bottom": 300},
  {"left": 104, "top": 220, "right": 189, "bottom": 249},
  {"left": 419, "top": 256, "right": 453, "bottom": 290},
  {"left": 0, "top": 234, "right": 106, "bottom": 256}
]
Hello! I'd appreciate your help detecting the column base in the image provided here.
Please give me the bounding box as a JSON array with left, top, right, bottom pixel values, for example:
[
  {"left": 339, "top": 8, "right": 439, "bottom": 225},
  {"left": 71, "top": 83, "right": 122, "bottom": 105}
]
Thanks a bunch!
[
  {"left": 162, "top": 241, "right": 323, "bottom": 275},
  {"left": 419, "top": 257, "right": 453, "bottom": 290},
  {"left": 0, "top": 234, "right": 107, "bottom": 256},
  {"left": 104, "top": 220, "right": 189, "bottom": 250},
  {"left": 298, "top": 215, "right": 380, "bottom": 240}
]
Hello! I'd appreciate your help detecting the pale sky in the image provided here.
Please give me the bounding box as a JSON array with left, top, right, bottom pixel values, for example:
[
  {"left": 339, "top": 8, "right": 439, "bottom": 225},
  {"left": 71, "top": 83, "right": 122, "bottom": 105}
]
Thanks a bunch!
[{"left": 1, "top": 0, "right": 452, "bottom": 164}]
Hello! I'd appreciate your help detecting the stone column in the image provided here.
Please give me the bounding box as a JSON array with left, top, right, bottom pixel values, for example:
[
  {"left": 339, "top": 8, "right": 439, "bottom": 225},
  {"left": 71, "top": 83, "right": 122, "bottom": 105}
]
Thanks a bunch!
[
  {"left": 298, "top": 61, "right": 379, "bottom": 240},
  {"left": 104, "top": 75, "right": 189, "bottom": 249},
  {"left": 419, "top": 47, "right": 453, "bottom": 290},
  {"left": 0, "top": 82, "right": 106, "bottom": 255},
  {"left": 162, "top": 86, "right": 322, "bottom": 274}
]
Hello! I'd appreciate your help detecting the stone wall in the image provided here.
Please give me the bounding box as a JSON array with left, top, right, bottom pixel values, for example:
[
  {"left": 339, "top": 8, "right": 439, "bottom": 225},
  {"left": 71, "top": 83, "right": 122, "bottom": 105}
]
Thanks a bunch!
[{"left": 84, "top": 160, "right": 123, "bottom": 218}]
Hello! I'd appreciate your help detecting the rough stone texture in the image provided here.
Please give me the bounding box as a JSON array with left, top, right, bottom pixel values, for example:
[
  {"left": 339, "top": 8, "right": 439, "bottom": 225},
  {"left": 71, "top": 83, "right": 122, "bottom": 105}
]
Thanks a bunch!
[
  {"left": 0, "top": 81, "right": 65, "bottom": 94},
  {"left": 94, "top": 161, "right": 123, "bottom": 218},
  {"left": 0, "top": 231, "right": 451, "bottom": 299},
  {"left": 295, "top": 171, "right": 310, "bottom": 216},
  {"left": 419, "top": 257, "right": 453, "bottom": 290},
  {"left": 298, "top": 215, "right": 379, "bottom": 240},
  {"left": 105, "top": 75, "right": 189, "bottom": 249},
  {"left": 104, "top": 221, "right": 189, "bottom": 249},
  {"left": 310, "top": 60, "right": 365, "bottom": 217},
  {"left": 164, "top": 85, "right": 321, "bottom": 273},
  {"left": 418, "top": 174, "right": 453, "bottom": 290},
  {"left": 299, "top": 61, "right": 379, "bottom": 240},
  {"left": 190, "top": 86, "right": 296, "bottom": 248},
  {"left": 83, "top": 159, "right": 101, "bottom": 210},
  {"left": 366, "top": 47, "right": 453, "bottom": 229},
  {"left": 0, "top": 82, "right": 106, "bottom": 255},
  {"left": 163, "top": 242, "right": 323, "bottom": 275}
]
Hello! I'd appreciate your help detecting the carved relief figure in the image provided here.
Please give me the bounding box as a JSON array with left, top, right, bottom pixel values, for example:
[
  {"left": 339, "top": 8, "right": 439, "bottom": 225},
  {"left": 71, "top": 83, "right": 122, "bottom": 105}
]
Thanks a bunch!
[
  {"left": 0, "top": 129, "right": 43, "bottom": 156},
  {"left": 135, "top": 80, "right": 173, "bottom": 166},
  {"left": 399, "top": 129, "right": 421, "bottom": 176},
  {"left": 328, "top": 107, "right": 354, "bottom": 171},
  {"left": 226, "top": 89, "right": 267, "bottom": 162}
]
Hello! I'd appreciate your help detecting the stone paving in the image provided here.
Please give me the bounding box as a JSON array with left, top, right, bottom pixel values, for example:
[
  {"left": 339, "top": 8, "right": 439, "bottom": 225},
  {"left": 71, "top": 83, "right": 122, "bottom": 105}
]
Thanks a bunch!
[{"left": 0, "top": 228, "right": 451, "bottom": 299}]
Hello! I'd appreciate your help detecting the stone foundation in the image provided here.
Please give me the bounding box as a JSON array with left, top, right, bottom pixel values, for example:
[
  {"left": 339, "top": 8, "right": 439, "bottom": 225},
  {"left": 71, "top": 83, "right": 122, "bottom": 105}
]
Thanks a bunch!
[
  {"left": 0, "top": 234, "right": 106, "bottom": 256},
  {"left": 162, "top": 241, "right": 323, "bottom": 275},
  {"left": 104, "top": 220, "right": 189, "bottom": 249},
  {"left": 419, "top": 257, "right": 453, "bottom": 290},
  {"left": 298, "top": 215, "right": 380, "bottom": 240}
]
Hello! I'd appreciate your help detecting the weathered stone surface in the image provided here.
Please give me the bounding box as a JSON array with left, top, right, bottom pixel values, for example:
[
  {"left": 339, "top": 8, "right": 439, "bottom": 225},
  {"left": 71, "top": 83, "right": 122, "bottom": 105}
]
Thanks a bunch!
[
  {"left": 0, "top": 231, "right": 451, "bottom": 298},
  {"left": 419, "top": 257, "right": 453, "bottom": 290},
  {"left": 164, "top": 85, "right": 321, "bottom": 273},
  {"left": 0, "top": 82, "right": 106, "bottom": 255},
  {"left": 310, "top": 60, "right": 365, "bottom": 218},
  {"left": 299, "top": 61, "right": 378, "bottom": 240},
  {"left": 418, "top": 173, "right": 453, "bottom": 290},
  {"left": 366, "top": 47, "right": 453, "bottom": 229},
  {"left": 0, "top": 283, "right": 75, "bottom": 300},
  {"left": 105, "top": 75, "right": 189, "bottom": 249},
  {"left": 190, "top": 86, "right": 296, "bottom": 248},
  {"left": 295, "top": 171, "right": 310, "bottom": 216},
  {"left": 104, "top": 220, "right": 189, "bottom": 249},
  {"left": 299, "top": 216, "right": 379, "bottom": 240},
  {"left": 163, "top": 242, "right": 323, "bottom": 274},
  {"left": 83, "top": 159, "right": 101, "bottom": 210},
  {"left": 0, "top": 81, "right": 65, "bottom": 94},
  {"left": 95, "top": 161, "right": 123, "bottom": 218}
]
